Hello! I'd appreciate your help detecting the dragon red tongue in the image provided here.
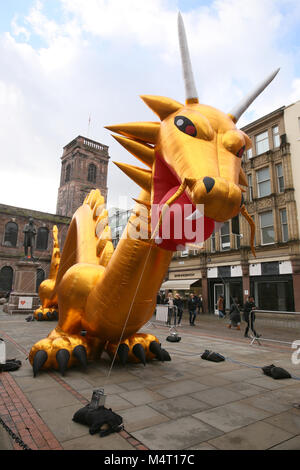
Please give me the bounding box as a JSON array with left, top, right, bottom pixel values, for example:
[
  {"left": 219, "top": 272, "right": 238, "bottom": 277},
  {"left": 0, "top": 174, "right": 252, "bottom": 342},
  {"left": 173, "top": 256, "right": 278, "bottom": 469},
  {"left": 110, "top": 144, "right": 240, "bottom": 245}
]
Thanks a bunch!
[{"left": 152, "top": 186, "right": 215, "bottom": 251}]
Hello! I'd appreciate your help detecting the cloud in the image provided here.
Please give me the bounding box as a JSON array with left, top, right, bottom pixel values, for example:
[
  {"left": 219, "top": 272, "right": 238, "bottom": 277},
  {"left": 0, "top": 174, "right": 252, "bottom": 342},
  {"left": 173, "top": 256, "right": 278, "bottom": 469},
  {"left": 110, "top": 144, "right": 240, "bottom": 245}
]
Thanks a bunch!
[{"left": 0, "top": 0, "right": 299, "bottom": 214}]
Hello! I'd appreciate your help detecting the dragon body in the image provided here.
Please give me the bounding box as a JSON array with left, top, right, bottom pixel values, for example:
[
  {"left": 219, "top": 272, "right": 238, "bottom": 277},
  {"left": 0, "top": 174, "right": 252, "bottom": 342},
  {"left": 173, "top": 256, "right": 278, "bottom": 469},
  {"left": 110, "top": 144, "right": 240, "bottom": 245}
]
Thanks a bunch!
[{"left": 29, "top": 14, "right": 278, "bottom": 375}]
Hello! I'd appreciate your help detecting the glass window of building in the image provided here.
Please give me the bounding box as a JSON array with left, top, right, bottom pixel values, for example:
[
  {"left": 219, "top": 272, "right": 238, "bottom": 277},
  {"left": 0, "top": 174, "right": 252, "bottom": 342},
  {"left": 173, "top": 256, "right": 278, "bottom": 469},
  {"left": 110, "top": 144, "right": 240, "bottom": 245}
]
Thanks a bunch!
[
  {"left": 257, "top": 167, "right": 271, "bottom": 198},
  {"left": 4, "top": 222, "right": 18, "bottom": 247},
  {"left": 87, "top": 164, "right": 97, "bottom": 183},
  {"left": 246, "top": 148, "right": 253, "bottom": 159},
  {"left": 272, "top": 125, "right": 280, "bottom": 148},
  {"left": 276, "top": 163, "right": 284, "bottom": 193},
  {"left": 210, "top": 232, "right": 216, "bottom": 252},
  {"left": 255, "top": 130, "right": 269, "bottom": 155},
  {"left": 280, "top": 208, "right": 288, "bottom": 242},
  {"left": 247, "top": 174, "right": 253, "bottom": 201},
  {"left": 36, "top": 227, "right": 49, "bottom": 250},
  {"left": 65, "top": 164, "right": 71, "bottom": 182},
  {"left": 251, "top": 215, "right": 256, "bottom": 246},
  {"left": 220, "top": 222, "right": 230, "bottom": 250},
  {"left": 260, "top": 211, "right": 275, "bottom": 245},
  {"left": 0, "top": 266, "right": 13, "bottom": 293}
]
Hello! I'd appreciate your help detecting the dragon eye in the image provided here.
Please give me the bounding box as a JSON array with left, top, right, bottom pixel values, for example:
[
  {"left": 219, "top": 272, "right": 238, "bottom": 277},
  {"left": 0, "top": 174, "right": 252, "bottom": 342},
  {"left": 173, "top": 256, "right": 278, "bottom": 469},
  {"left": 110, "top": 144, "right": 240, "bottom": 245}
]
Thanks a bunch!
[
  {"left": 174, "top": 115, "right": 197, "bottom": 137},
  {"left": 236, "top": 146, "right": 245, "bottom": 158}
]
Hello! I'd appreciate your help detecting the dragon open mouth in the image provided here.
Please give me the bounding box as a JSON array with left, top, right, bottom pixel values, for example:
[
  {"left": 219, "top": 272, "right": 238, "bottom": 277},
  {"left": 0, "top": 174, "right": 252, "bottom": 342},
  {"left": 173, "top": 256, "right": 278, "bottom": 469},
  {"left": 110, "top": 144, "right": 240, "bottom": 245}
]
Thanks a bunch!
[{"left": 152, "top": 153, "right": 215, "bottom": 251}]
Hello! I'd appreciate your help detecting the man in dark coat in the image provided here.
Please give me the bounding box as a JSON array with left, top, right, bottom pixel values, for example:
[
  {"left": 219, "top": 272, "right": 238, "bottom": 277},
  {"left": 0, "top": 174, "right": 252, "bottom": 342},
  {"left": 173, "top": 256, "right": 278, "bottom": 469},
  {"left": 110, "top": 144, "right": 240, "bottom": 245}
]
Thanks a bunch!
[
  {"left": 174, "top": 293, "right": 184, "bottom": 326},
  {"left": 188, "top": 293, "right": 197, "bottom": 326},
  {"left": 243, "top": 296, "right": 260, "bottom": 338}
]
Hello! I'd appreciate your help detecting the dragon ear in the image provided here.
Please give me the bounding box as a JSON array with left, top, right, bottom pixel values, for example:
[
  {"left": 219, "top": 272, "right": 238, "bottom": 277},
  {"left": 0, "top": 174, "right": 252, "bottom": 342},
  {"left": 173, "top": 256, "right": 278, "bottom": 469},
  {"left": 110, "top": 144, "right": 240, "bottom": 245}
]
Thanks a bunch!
[{"left": 140, "top": 95, "right": 183, "bottom": 121}]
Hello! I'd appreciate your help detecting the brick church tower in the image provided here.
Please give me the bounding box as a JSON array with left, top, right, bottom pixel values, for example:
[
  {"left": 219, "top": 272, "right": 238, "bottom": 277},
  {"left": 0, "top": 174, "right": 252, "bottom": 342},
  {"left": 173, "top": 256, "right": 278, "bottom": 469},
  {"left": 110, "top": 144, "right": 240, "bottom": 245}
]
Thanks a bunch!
[{"left": 56, "top": 136, "right": 109, "bottom": 217}]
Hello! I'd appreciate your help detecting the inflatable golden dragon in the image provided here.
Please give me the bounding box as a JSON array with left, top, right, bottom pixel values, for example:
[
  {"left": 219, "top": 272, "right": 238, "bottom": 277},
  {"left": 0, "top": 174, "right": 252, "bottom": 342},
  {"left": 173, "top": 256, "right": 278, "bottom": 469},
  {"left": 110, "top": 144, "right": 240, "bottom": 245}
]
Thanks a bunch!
[{"left": 29, "top": 14, "right": 279, "bottom": 375}]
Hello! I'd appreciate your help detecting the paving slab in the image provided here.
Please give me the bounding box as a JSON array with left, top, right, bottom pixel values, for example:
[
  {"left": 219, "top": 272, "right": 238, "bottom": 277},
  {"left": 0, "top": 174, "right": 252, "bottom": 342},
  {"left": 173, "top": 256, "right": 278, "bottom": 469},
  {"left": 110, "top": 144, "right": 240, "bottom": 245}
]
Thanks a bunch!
[
  {"left": 38, "top": 403, "right": 91, "bottom": 442},
  {"left": 154, "top": 379, "right": 210, "bottom": 399},
  {"left": 149, "top": 395, "right": 210, "bottom": 419},
  {"left": 270, "top": 435, "right": 300, "bottom": 450},
  {"left": 207, "top": 421, "right": 293, "bottom": 450},
  {"left": 264, "top": 409, "right": 300, "bottom": 435},
  {"left": 131, "top": 416, "right": 223, "bottom": 450},
  {"left": 119, "top": 405, "right": 170, "bottom": 432},
  {"left": 223, "top": 381, "right": 267, "bottom": 397},
  {"left": 26, "top": 385, "right": 82, "bottom": 412},
  {"left": 240, "top": 394, "right": 292, "bottom": 415},
  {"left": 190, "top": 387, "right": 245, "bottom": 407},
  {"left": 193, "top": 401, "right": 271, "bottom": 432}
]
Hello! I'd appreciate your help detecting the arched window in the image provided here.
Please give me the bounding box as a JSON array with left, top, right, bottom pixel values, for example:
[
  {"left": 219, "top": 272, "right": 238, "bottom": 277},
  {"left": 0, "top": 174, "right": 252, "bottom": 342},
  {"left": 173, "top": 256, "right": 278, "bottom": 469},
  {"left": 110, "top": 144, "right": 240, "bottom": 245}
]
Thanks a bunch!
[
  {"left": 36, "top": 227, "right": 49, "bottom": 250},
  {"left": 65, "top": 164, "right": 71, "bottom": 182},
  {"left": 4, "top": 222, "right": 18, "bottom": 247},
  {"left": 0, "top": 266, "right": 13, "bottom": 294},
  {"left": 36, "top": 268, "right": 45, "bottom": 293},
  {"left": 87, "top": 163, "right": 97, "bottom": 183}
]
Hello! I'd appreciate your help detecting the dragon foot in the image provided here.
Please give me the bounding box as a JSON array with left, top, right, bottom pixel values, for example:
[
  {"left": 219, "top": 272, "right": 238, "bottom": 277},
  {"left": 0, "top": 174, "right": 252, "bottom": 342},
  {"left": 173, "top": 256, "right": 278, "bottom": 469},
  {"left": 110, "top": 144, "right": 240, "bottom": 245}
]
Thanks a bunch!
[
  {"left": 28, "top": 327, "right": 103, "bottom": 376},
  {"left": 106, "top": 333, "right": 171, "bottom": 366},
  {"left": 34, "top": 307, "right": 59, "bottom": 321}
]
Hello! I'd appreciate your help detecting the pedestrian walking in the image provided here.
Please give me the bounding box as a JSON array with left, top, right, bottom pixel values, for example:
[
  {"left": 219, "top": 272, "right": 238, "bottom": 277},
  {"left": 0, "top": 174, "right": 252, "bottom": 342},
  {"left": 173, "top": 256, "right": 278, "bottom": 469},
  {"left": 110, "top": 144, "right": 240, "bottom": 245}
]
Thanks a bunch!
[
  {"left": 174, "top": 293, "right": 184, "bottom": 326},
  {"left": 188, "top": 293, "right": 197, "bottom": 326},
  {"left": 166, "top": 292, "right": 174, "bottom": 326},
  {"left": 217, "top": 295, "right": 225, "bottom": 318},
  {"left": 227, "top": 297, "right": 241, "bottom": 330},
  {"left": 243, "top": 296, "right": 261, "bottom": 338}
]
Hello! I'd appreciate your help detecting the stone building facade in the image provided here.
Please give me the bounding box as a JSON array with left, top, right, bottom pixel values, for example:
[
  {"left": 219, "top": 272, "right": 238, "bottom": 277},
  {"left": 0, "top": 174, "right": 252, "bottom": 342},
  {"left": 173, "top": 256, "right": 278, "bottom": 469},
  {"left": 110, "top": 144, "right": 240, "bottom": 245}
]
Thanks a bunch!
[
  {"left": 0, "top": 204, "right": 70, "bottom": 297},
  {"left": 56, "top": 136, "right": 109, "bottom": 217},
  {"left": 163, "top": 100, "right": 300, "bottom": 313},
  {"left": 0, "top": 136, "right": 109, "bottom": 299}
]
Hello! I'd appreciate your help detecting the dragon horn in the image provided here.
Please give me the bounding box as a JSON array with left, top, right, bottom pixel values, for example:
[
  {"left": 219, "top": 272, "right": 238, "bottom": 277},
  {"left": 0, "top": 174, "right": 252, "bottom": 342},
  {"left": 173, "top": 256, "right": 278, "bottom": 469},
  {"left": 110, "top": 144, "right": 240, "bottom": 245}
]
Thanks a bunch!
[
  {"left": 178, "top": 12, "right": 199, "bottom": 105},
  {"left": 229, "top": 68, "right": 280, "bottom": 123}
]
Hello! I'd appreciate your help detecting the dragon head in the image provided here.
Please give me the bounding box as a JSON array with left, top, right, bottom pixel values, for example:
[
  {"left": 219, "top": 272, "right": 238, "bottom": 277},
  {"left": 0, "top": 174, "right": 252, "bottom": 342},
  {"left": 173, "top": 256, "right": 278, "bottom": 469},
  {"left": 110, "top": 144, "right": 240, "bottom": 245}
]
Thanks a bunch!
[{"left": 106, "top": 13, "right": 279, "bottom": 255}]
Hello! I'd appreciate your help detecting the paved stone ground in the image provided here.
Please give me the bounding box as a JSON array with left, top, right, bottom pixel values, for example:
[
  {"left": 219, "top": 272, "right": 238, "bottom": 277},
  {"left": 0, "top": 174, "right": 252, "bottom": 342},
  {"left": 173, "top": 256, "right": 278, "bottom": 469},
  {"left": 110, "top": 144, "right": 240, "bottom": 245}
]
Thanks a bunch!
[{"left": 0, "top": 310, "right": 300, "bottom": 451}]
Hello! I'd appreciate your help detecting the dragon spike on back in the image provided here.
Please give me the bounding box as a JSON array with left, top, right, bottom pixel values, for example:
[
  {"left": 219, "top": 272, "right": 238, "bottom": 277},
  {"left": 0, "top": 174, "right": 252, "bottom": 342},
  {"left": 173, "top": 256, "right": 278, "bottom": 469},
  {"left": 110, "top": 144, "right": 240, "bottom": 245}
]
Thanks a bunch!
[{"left": 178, "top": 12, "right": 199, "bottom": 105}]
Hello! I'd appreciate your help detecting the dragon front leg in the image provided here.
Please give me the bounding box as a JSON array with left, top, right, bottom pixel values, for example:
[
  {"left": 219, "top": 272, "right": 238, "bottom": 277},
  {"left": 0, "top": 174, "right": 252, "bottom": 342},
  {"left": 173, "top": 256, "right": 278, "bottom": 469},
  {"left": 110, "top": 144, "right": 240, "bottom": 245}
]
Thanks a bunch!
[{"left": 29, "top": 262, "right": 106, "bottom": 376}]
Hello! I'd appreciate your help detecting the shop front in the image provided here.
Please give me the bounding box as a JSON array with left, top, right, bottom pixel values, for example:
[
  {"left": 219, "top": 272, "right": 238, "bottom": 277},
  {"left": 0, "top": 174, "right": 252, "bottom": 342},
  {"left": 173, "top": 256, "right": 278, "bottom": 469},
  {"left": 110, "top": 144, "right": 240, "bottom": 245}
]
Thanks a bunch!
[{"left": 249, "top": 261, "right": 295, "bottom": 311}]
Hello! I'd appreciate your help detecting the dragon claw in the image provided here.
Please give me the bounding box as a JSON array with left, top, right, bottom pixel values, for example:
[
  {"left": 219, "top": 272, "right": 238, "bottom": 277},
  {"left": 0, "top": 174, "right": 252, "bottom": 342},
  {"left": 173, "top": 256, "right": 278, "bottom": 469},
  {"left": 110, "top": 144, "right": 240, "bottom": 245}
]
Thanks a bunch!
[
  {"left": 106, "top": 333, "right": 171, "bottom": 365},
  {"left": 117, "top": 344, "right": 130, "bottom": 366},
  {"left": 33, "top": 350, "right": 48, "bottom": 377},
  {"left": 133, "top": 343, "right": 146, "bottom": 366},
  {"left": 56, "top": 349, "right": 70, "bottom": 376},
  {"left": 149, "top": 341, "right": 165, "bottom": 361},
  {"left": 73, "top": 345, "right": 88, "bottom": 369}
]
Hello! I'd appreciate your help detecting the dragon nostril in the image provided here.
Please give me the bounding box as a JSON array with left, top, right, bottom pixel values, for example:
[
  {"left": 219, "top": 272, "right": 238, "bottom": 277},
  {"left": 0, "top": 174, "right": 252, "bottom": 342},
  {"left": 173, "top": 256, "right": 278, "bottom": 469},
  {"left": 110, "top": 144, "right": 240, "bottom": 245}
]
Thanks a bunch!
[{"left": 203, "top": 177, "right": 215, "bottom": 193}]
